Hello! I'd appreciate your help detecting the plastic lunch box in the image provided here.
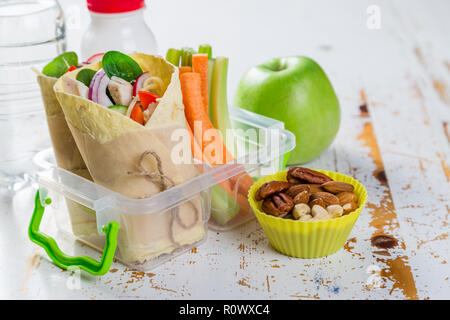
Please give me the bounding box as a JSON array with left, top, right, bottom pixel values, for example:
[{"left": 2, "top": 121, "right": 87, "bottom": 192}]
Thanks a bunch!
[{"left": 29, "top": 107, "right": 295, "bottom": 274}]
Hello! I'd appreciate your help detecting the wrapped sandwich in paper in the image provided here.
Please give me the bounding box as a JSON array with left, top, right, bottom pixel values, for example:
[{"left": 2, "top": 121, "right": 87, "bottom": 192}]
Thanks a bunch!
[
  {"left": 35, "top": 52, "right": 96, "bottom": 237},
  {"left": 54, "top": 51, "right": 204, "bottom": 264}
]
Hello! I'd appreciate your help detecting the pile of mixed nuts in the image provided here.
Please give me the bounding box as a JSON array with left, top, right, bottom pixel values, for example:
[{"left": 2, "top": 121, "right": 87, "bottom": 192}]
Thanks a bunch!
[{"left": 255, "top": 167, "right": 358, "bottom": 221}]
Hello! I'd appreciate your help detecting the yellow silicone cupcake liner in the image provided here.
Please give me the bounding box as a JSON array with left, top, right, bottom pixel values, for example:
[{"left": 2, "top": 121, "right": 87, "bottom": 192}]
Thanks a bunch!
[{"left": 248, "top": 170, "right": 368, "bottom": 258}]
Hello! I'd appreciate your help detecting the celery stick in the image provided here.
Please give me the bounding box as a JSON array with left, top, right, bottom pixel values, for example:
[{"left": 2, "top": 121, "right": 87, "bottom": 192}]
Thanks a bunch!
[
  {"left": 210, "top": 56, "right": 234, "bottom": 153},
  {"left": 210, "top": 185, "right": 240, "bottom": 226},
  {"left": 181, "top": 47, "right": 194, "bottom": 67},
  {"left": 198, "top": 44, "right": 212, "bottom": 59},
  {"left": 207, "top": 59, "right": 215, "bottom": 114},
  {"left": 166, "top": 48, "right": 181, "bottom": 66}
]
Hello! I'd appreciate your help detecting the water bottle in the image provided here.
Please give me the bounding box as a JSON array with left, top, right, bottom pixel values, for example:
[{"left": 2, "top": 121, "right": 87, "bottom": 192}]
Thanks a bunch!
[
  {"left": 81, "top": 0, "right": 158, "bottom": 60},
  {"left": 0, "top": 0, "right": 65, "bottom": 193}
]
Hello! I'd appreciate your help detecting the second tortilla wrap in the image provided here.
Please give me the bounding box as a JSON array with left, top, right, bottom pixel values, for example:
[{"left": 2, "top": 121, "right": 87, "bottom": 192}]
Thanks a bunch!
[
  {"left": 36, "top": 73, "right": 96, "bottom": 237},
  {"left": 54, "top": 53, "right": 205, "bottom": 264}
]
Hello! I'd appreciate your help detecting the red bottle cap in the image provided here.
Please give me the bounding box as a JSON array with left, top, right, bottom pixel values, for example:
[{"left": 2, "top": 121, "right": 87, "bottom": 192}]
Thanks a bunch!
[{"left": 87, "top": 0, "right": 145, "bottom": 14}]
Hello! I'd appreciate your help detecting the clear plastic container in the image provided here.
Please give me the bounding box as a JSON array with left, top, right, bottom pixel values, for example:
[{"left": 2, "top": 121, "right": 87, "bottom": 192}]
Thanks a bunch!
[{"left": 31, "top": 107, "right": 295, "bottom": 271}]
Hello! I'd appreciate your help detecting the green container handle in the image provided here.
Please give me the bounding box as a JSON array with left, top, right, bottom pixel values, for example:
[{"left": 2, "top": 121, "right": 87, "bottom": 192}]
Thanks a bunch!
[{"left": 28, "top": 190, "right": 119, "bottom": 276}]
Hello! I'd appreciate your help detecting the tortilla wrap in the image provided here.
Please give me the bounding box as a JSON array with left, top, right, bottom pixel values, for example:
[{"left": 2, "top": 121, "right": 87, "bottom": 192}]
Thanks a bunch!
[
  {"left": 36, "top": 73, "right": 96, "bottom": 236},
  {"left": 54, "top": 53, "right": 205, "bottom": 264}
]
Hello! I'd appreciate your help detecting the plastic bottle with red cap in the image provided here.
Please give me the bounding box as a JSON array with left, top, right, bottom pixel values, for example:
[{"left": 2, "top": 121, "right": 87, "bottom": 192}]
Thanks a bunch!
[{"left": 81, "top": 0, "right": 157, "bottom": 59}]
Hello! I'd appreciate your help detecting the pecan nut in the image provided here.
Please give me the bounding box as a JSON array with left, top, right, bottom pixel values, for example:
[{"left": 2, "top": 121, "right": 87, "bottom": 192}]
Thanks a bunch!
[
  {"left": 321, "top": 181, "right": 354, "bottom": 194},
  {"left": 287, "top": 175, "right": 302, "bottom": 184},
  {"left": 261, "top": 193, "right": 294, "bottom": 217},
  {"left": 255, "top": 181, "right": 291, "bottom": 201},
  {"left": 287, "top": 167, "right": 333, "bottom": 184}
]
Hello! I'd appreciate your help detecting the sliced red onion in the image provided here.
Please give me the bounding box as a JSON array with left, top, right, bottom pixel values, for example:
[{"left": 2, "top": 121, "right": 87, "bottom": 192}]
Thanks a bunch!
[
  {"left": 88, "top": 69, "right": 103, "bottom": 100},
  {"left": 88, "top": 69, "right": 113, "bottom": 107},
  {"left": 132, "top": 72, "right": 150, "bottom": 96}
]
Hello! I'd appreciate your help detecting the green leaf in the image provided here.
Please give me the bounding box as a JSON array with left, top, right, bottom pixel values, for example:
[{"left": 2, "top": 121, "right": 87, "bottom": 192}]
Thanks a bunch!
[
  {"left": 76, "top": 69, "right": 96, "bottom": 87},
  {"left": 42, "top": 52, "right": 78, "bottom": 78},
  {"left": 102, "top": 51, "right": 143, "bottom": 82}
]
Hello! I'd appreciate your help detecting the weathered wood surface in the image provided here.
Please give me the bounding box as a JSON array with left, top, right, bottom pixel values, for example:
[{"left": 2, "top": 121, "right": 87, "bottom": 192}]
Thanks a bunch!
[{"left": 1, "top": 0, "right": 448, "bottom": 299}]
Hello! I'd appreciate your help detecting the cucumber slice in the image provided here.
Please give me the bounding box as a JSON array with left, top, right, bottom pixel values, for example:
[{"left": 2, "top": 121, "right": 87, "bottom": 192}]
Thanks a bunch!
[{"left": 109, "top": 105, "right": 128, "bottom": 115}]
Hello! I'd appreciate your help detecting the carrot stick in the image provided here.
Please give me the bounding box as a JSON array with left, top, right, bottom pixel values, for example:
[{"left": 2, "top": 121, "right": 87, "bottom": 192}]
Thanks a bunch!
[
  {"left": 187, "top": 116, "right": 250, "bottom": 213},
  {"left": 180, "top": 72, "right": 253, "bottom": 213},
  {"left": 179, "top": 66, "right": 192, "bottom": 79},
  {"left": 180, "top": 72, "right": 232, "bottom": 165},
  {"left": 192, "top": 54, "right": 209, "bottom": 115},
  {"left": 230, "top": 172, "right": 255, "bottom": 197}
]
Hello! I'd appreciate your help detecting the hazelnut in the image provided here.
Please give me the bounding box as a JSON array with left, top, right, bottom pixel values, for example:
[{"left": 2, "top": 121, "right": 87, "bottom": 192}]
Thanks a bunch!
[
  {"left": 299, "top": 214, "right": 313, "bottom": 221},
  {"left": 343, "top": 202, "right": 358, "bottom": 215},
  {"left": 292, "top": 203, "right": 311, "bottom": 220},
  {"left": 311, "top": 205, "right": 330, "bottom": 220},
  {"left": 326, "top": 204, "right": 344, "bottom": 218}
]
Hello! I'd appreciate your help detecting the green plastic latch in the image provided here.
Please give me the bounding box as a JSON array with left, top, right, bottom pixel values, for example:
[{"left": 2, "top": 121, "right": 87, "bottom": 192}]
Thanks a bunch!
[{"left": 28, "top": 190, "right": 119, "bottom": 276}]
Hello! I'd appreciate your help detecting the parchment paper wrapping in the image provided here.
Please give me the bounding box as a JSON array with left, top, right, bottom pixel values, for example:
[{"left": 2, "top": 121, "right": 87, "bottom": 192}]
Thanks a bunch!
[
  {"left": 36, "top": 74, "right": 96, "bottom": 237},
  {"left": 54, "top": 54, "right": 205, "bottom": 264}
]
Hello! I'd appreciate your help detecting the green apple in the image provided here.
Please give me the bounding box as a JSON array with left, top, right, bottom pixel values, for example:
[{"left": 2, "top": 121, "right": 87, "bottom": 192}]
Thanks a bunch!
[{"left": 234, "top": 56, "right": 340, "bottom": 164}]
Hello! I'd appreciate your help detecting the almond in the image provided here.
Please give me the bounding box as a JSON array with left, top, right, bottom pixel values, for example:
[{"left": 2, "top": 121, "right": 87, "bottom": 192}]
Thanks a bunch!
[
  {"left": 308, "top": 198, "right": 325, "bottom": 208},
  {"left": 293, "top": 190, "right": 310, "bottom": 204},
  {"left": 337, "top": 192, "right": 357, "bottom": 205},
  {"left": 310, "top": 192, "right": 339, "bottom": 206},
  {"left": 321, "top": 181, "right": 354, "bottom": 194},
  {"left": 286, "top": 184, "right": 310, "bottom": 198},
  {"left": 309, "top": 184, "right": 324, "bottom": 193}
]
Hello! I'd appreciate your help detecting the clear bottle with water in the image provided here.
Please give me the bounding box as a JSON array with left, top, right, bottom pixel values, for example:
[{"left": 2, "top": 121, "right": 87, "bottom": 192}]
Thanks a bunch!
[{"left": 0, "top": 0, "right": 65, "bottom": 193}]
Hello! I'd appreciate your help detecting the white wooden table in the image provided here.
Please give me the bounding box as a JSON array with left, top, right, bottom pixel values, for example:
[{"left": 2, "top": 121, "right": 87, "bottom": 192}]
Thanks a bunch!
[{"left": 1, "top": 0, "right": 449, "bottom": 299}]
